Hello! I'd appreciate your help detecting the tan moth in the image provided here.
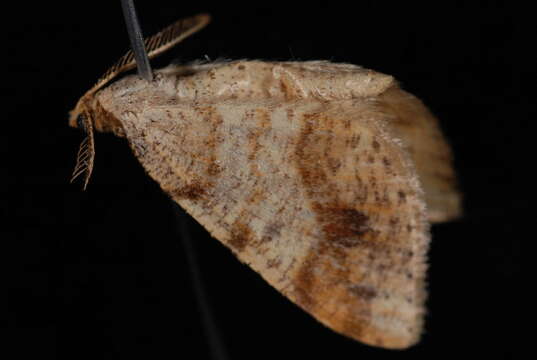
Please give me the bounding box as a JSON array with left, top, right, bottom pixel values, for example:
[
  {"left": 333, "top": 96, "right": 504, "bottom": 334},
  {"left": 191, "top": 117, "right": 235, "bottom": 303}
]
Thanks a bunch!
[{"left": 69, "top": 13, "right": 461, "bottom": 349}]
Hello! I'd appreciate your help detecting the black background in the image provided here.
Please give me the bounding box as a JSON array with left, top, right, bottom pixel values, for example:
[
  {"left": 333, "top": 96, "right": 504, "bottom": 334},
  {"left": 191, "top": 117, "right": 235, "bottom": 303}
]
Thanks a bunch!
[{"left": 3, "top": 1, "right": 528, "bottom": 359}]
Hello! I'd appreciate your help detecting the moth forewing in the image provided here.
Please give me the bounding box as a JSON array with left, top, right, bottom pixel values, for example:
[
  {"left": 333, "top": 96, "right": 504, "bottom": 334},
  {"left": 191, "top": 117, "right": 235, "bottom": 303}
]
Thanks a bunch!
[{"left": 81, "top": 60, "right": 461, "bottom": 349}]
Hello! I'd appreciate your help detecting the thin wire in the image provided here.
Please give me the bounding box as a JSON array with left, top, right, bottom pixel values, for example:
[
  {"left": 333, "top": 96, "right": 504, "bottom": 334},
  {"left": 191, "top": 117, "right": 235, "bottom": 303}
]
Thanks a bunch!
[
  {"left": 173, "top": 204, "right": 229, "bottom": 360},
  {"left": 120, "top": 0, "right": 153, "bottom": 81}
]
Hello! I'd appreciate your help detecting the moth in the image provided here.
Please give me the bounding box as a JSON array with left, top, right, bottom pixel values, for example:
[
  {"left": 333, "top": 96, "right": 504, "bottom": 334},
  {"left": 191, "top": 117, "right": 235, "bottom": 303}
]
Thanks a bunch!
[{"left": 69, "top": 13, "right": 461, "bottom": 349}]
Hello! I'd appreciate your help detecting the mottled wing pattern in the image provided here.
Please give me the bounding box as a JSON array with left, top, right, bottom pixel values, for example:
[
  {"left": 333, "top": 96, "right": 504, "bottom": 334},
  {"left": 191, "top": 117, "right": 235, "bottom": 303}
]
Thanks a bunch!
[{"left": 96, "top": 61, "right": 440, "bottom": 348}]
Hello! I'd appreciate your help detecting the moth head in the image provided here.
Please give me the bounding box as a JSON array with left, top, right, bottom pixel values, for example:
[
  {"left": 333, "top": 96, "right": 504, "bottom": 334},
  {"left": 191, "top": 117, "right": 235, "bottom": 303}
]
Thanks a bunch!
[{"left": 69, "top": 96, "right": 93, "bottom": 132}]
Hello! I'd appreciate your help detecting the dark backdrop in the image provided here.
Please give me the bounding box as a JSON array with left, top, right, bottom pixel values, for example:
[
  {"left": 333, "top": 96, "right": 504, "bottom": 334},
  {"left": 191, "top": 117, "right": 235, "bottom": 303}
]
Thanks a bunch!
[{"left": 3, "top": 1, "right": 528, "bottom": 359}]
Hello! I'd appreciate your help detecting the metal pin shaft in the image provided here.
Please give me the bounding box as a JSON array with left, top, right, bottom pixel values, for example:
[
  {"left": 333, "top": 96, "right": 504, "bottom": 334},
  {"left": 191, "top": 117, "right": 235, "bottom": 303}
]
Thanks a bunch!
[{"left": 120, "top": 0, "right": 153, "bottom": 81}]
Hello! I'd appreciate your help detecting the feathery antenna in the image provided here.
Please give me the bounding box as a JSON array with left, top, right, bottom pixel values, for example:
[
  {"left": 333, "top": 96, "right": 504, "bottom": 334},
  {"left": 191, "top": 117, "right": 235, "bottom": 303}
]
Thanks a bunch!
[{"left": 121, "top": 0, "right": 153, "bottom": 81}]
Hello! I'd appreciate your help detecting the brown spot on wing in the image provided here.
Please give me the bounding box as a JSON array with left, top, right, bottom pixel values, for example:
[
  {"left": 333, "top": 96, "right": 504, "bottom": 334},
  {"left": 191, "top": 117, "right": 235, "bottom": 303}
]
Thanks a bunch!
[
  {"left": 349, "top": 134, "right": 361, "bottom": 148},
  {"left": 327, "top": 157, "right": 342, "bottom": 174},
  {"left": 312, "top": 202, "right": 370, "bottom": 248},
  {"left": 398, "top": 190, "right": 407, "bottom": 204},
  {"left": 261, "top": 222, "right": 283, "bottom": 243},
  {"left": 266, "top": 258, "right": 282, "bottom": 269},
  {"left": 207, "top": 157, "right": 223, "bottom": 176},
  {"left": 246, "top": 188, "right": 267, "bottom": 205},
  {"left": 349, "top": 285, "right": 378, "bottom": 300},
  {"left": 292, "top": 252, "right": 318, "bottom": 311},
  {"left": 295, "top": 113, "right": 329, "bottom": 194},
  {"left": 228, "top": 220, "right": 253, "bottom": 252},
  {"left": 202, "top": 108, "right": 224, "bottom": 177},
  {"left": 257, "top": 108, "right": 272, "bottom": 129},
  {"left": 171, "top": 183, "right": 206, "bottom": 200},
  {"left": 372, "top": 139, "right": 381, "bottom": 152}
]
